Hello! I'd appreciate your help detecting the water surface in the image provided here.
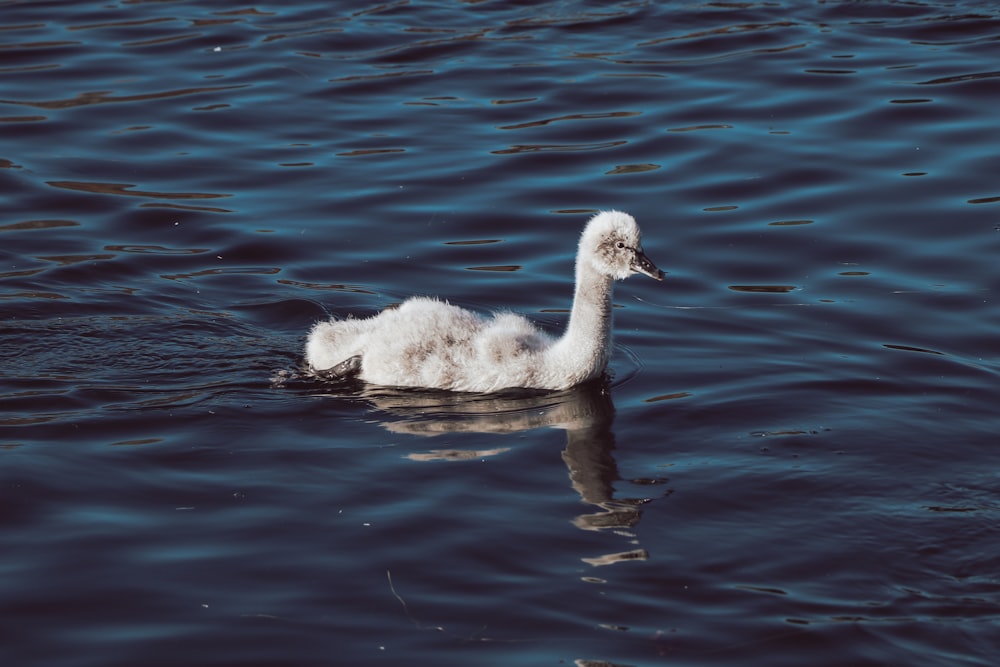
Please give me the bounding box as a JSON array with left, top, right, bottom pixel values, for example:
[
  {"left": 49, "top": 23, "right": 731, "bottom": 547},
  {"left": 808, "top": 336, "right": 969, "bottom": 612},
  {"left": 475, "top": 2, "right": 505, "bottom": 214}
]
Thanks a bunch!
[{"left": 2, "top": 1, "right": 999, "bottom": 665}]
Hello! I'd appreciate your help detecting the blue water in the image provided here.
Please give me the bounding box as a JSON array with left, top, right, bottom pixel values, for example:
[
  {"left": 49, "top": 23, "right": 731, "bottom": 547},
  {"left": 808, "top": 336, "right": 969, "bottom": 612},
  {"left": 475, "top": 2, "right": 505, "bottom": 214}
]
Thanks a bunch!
[{"left": 2, "top": 1, "right": 999, "bottom": 665}]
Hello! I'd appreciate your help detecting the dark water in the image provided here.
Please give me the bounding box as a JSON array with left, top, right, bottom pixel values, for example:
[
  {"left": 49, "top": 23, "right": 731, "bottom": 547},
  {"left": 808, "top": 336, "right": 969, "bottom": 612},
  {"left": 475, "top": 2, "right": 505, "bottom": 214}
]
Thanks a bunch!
[{"left": 3, "top": 1, "right": 999, "bottom": 665}]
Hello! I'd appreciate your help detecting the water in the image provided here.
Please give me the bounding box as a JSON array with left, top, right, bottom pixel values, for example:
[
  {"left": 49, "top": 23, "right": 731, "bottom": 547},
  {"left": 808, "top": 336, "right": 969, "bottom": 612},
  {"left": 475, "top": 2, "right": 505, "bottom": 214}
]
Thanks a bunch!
[{"left": 2, "top": 1, "right": 999, "bottom": 665}]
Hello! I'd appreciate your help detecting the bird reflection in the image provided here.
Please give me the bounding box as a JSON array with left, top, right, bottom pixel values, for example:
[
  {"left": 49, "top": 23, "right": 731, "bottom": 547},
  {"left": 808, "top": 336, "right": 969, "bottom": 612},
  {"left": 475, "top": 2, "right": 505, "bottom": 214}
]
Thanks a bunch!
[{"left": 345, "top": 377, "right": 650, "bottom": 566}]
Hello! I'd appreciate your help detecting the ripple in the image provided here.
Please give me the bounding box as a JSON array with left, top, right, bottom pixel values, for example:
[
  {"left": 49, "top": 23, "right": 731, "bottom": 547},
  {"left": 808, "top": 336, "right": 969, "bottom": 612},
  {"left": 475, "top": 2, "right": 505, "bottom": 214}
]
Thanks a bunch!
[
  {"left": 335, "top": 148, "right": 406, "bottom": 157},
  {"left": 883, "top": 343, "right": 945, "bottom": 356},
  {"left": 35, "top": 253, "right": 115, "bottom": 266},
  {"left": 767, "top": 219, "right": 814, "bottom": 226},
  {"left": 642, "top": 391, "right": 691, "bottom": 403},
  {"left": 916, "top": 70, "right": 1000, "bottom": 85},
  {"left": 804, "top": 68, "right": 857, "bottom": 75},
  {"left": 465, "top": 265, "right": 521, "bottom": 272},
  {"left": 668, "top": 124, "right": 734, "bottom": 132},
  {"left": 492, "top": 140, "right": 626, "bottom": 154},
  {"left": 497, "top": 111, "right": 641, "bottom": 130},
  {"left": 46, "top": 181, "right": 231, "bottom": 200},
  {"left": 0, "top": 84, "right": 249, "bottom": 110},
  {"left": 160, "top": 267, "right": 280, "bottom": 280},
  {"left": 104, "top": 245, "right": 210, "bottom": 255},
  {"left": 606, "top": 163, "right": 660, "bottom": 175},
  {"left": 0, "top": 114, "right": 46, "bottom": 122},
  {"left": 728, "top": 285, "right": 798, "bottom": 293},
  {"left": 138, "top": 203, "right": 233, "bottom": 213},
  {"left": 0, "top": 219, "right": 79, "bottom": 232},
  {"left": 276, "top": 279, "right": 376, "bottom": 294},
  {"left": 328, "top": 68, "right": 434, "bottom": 85}
]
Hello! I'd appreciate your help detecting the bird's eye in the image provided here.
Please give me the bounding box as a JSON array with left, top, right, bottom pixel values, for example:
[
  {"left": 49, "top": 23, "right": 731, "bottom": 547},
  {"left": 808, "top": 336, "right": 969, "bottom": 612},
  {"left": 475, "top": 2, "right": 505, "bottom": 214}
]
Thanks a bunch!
[{"left": 615, "top": 241, "right": 625, "bottom": 249}]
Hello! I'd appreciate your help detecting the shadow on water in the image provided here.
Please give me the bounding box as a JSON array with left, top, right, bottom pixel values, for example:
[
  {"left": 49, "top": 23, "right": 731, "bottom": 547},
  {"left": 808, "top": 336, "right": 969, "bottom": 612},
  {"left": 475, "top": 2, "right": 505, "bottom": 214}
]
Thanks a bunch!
[{"left": 297, "top": 374, "right": 653, "bottom": 566}]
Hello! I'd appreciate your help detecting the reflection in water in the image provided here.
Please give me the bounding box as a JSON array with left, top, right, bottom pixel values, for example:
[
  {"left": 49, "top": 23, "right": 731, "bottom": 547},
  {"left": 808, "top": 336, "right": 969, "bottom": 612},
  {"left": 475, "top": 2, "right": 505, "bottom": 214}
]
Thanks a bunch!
[{"left": 340, "top": 378, "right": 650, "bottom": 566}]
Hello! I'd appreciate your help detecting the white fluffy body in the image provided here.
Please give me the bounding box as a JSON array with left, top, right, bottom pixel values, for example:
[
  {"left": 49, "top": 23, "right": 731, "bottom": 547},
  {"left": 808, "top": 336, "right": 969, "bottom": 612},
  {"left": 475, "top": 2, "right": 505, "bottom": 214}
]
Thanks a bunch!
[{"left": 305, "top": 210, "right": 662, "bottom": 392}]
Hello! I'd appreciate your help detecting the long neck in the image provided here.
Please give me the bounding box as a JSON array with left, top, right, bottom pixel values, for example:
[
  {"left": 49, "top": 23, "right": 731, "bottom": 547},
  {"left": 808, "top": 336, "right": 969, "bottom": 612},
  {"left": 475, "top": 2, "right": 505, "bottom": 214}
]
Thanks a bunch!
[{"left": 552, "top": 257, "right": 615, "bottom": 381}]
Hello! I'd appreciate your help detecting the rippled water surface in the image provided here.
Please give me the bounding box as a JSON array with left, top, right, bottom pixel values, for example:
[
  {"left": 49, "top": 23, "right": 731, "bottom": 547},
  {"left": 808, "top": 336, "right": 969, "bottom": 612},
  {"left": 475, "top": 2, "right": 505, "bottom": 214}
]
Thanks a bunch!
[{"left": 3, "top": 1, "right": 1000, "bottom": 665}]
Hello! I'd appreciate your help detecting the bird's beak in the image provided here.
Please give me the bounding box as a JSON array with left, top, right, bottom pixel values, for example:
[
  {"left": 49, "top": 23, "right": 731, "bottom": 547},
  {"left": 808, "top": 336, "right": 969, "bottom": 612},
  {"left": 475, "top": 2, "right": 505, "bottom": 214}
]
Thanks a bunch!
[{"left": 632, "top": 248, "right": 664, "bottom": 281}]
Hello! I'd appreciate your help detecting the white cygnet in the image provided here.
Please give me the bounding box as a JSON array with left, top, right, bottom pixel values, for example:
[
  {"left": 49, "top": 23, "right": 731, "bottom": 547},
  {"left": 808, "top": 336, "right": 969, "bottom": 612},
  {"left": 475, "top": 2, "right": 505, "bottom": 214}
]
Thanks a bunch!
[{"left": 305, "top": 210, "right": 663, "bottom": 392}]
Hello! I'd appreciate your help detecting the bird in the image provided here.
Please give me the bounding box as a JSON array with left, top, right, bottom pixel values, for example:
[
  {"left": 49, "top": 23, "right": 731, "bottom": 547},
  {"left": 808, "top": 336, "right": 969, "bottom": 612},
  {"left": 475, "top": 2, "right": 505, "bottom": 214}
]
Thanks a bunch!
[{"left": 304, "top": 210, "right": 663, "bottom": 392}]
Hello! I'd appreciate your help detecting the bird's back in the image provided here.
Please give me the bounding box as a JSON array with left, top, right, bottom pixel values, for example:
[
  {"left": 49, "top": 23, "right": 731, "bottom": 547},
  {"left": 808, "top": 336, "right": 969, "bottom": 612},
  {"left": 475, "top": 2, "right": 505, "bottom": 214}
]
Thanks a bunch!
[{"left": 358, "top": 298, "right": 556, "bottom": 391}]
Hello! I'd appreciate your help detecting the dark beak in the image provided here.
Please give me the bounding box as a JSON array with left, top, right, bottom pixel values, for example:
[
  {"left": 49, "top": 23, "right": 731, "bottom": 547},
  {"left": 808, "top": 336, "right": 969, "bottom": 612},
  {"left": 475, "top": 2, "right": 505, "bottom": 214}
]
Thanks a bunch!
[{"left": 632, "top": 249, "right": 664, "bottom": 281}]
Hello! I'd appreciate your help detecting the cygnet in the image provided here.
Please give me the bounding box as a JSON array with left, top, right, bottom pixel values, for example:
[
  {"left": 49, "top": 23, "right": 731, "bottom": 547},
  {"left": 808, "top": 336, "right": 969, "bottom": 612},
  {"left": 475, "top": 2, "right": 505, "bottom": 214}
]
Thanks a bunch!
[{"left": 305, "top": 210, "right": 663, "bottom": 392}]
